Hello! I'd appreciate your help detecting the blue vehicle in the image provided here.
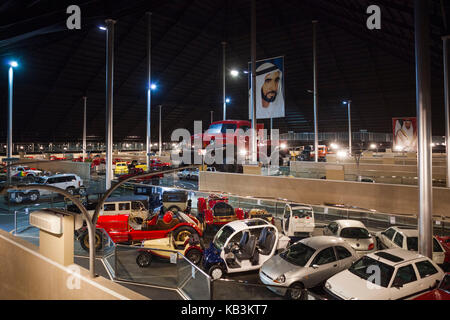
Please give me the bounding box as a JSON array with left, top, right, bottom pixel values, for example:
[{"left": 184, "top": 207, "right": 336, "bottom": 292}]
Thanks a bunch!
[{"left": 203, "top": 219, "right": 290, "bottom": 280}]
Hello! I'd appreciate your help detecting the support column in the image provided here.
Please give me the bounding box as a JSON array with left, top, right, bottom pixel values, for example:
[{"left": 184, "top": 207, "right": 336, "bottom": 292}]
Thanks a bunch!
[
  {"left": 250, "top": 0, "right": 257, "bottom": 164},
  {"left": 313, "top": 20, "right": 319, "bottom": 162},
  {"left": 146, "top": 12, "right": 152, "bottom": 169},
  {"left": 82, "top": 96, "right": 87, "bottom": 161},
  {"left": 415, "top": 0, "right": 433, "bottom": 259},
  {"left": 443, "top": 35, "right": 450, "bottom": 187},
  {"left": 222, "top": 41, "right": 227, "bottom": 120}
]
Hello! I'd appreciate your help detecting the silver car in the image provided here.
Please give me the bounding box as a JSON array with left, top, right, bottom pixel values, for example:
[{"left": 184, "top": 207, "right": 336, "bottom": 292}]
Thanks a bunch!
[
  {"left": 259, "top": 236, "right": 358, "bottom": 300},
  {"left": 323, "top": 220, "right": 376, "bottom": 257}
]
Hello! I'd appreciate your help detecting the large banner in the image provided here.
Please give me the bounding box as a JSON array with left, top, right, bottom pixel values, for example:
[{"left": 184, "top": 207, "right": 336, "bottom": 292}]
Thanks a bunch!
[
  {"left": 248, "top": 56, "right": 285, "bottom": 120},
  {"left": 392, "top": 117, "right": 417, "bottom": 152}
]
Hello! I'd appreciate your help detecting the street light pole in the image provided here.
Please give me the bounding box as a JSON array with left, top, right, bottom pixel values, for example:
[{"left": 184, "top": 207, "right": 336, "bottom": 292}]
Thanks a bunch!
[
  {"left": 222, "top": 41, "right": 227, "bottom": 120},
  {"left": 146, "top": 12, "right": 152, "bottom": 169},
  {"left": 211, "top": 110, "right": 214, "bottom": 124},
  {"left": 347, "top": 100, "right": 352, "bottom": 155},
  {"left": 313, "top": 20, "right": 319, "bottom": 163},
  {"left": 7, "top": 61, "right": 17, "bottom": 184},
  {"left": 159, "top": 105, "right": 162, "bottom": 156},
  {"left": 82, "top": 96, "right": 87, "bottom": 161}
]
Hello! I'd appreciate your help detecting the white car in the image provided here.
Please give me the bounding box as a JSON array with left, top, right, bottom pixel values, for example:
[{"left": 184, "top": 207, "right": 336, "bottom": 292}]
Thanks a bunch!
[
  {"left": 203, "top": 218, "right": 291, "bottom": 280},
  {"left": 324, "top": 248, "right": 445, "bottom": 300},
  {"left": 11, "top": 166, "right": 42, "bottom": 179},
  {"left": 177, "top": 169, "right": 191, "bottom": 180},
  {"left": 282, "top": 203, "right": 315, "bottom": 239},
  {"left": 323, "top": 220, "right": 376, "bottom": 257},
  {"left": 376, "top": 226, "right": 446, "bottom": 266}
]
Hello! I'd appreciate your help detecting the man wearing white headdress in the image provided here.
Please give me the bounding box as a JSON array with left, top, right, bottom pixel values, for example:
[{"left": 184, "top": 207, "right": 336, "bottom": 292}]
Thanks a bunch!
[
  {"left": 394, "top": 119, "right": 417, "bottom": 152},
  {"left": 249, "top": 62, "right": 285, "bottom": 119}
]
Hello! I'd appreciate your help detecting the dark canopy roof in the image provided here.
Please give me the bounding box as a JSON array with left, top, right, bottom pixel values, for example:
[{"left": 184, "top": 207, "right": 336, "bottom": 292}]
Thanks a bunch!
[{"left": 0, "top": 0, "right": 449, "bottom": 142}]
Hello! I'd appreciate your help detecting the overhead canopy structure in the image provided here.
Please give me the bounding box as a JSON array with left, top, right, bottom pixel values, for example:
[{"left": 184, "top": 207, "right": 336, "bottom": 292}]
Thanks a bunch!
[{"left": 0, "top": 0, "right": 449, "bottom": 143}]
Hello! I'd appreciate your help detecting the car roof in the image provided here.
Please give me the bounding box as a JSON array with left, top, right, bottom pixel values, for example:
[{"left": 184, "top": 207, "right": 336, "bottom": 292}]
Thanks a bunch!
[
  {"left": 42, "top": 173, "right": 78, "bottom": 178},
  {"left": 288, "top": 203, "right": 313, "bottom": 210},
  {"left": 367, "top": 248, "right": 425, "bottom": 266},
  {"left": 335, "top": 220, "right": 367, "bottom": 229},
  {"left": 226, "top": 218, "right": 273, "bottom": 232},
  {"left": 300, "top": 236, "right": 348, "bottom": 250},
  {"left": 391, "top": 226, "right": 418, "bottom": 237}
]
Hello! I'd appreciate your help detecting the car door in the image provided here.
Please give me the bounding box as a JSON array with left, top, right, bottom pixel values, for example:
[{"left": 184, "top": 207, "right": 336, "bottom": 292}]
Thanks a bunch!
[
  {"left": 334, "top": 245, "right": 355, "bottom": 271},
  {"left": 414, "top": 260, "right": 442, "bottom": 294},
  {"left": 432, "top": 238, "right": 446, "bottom": 265},
  {"left": 389, "top": 264, "right": 419, "bottom": 300},
  {"left": 379, "top": 228, "right": 396, "bottom": 248},
  {"left": 306, "top": 246, "right": 339, "bottom": 287}
]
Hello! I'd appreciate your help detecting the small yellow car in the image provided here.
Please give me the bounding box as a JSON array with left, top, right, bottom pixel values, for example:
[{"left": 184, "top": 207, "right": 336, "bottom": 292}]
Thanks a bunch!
[
  {"left": 135, "top": 164, "right": 148, "bottom": 171},
  {"left": 114, "top": 162, "right": 129, "bottom": 175}
]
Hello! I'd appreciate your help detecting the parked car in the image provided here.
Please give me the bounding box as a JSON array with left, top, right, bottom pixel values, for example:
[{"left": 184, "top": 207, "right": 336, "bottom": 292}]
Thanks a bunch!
[
  {"left": 260, "top": 236, "right": 358, "bottom": 300},
  {"left": 177, "top": 169, "right": 191, "bottom": 180},
  {"left": 189, "top": 168, "right": 199, "bottom": 180},
  {"left": 6, "top": 173, "right": 85, "bottom": 203},
  {"left": 323, "top": 220, "right": 376, "bottom": 257},
  {"left": 375, "top": 226, "right": 447, "bottom": 266},
  {"left": 136, "top": 233, "right": 204, "bottom": 267},
  {"left": 282, "top": 203, "right": 315, "bottom": 240},
  {"left": 324, "top": 248, "right": 445, "bottom": 300},
  {"left": 10, "top": 166, "right": 42, "bottom": 182},
  {"left": 114, "top": 161, "right": 129, "bottom": 175},
  {"left": 436, "top": 236, "right": 450, "bottom": 271},
  {"left": 162, "top": 190, "right": 191, "bottom": 214},
  {"left": 246, "top": 208, "right": 275, "bottom": 224},
  {"left": 118, "top": 167, "right": 163, "bottom": 184},
  {"left": 414, "top": 273, "right": 450, "bottom": 300},
  {"left": 197, "top": 194, "right": 245, "bottom": 230},
  {"left": 203, "top": 218, "right": 290, "bottom": 280}
]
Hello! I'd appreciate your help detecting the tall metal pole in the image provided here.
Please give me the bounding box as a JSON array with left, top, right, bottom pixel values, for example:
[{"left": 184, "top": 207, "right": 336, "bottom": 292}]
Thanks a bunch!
[
  {"left": 222, "top": 41, "right": 227, "bottom": 120},
  {"left": 7, "top": 66, "right": 14, "bottom": 184},
  {"left": 313, "top": 20, "right": 319, "bottom": 162},
  {"left": 146, "top": 12, "right": 152, "bottom": 169},
  {"left": 159, "top": 105, "right": 162, "bottom": 156},
  {"left": 443, "top": 35, "right": 450, "bottom": 187},
  {"left": 348, "top": 100, "right": 352, "bottom": 154},
  {"left": 251, "top": 0, "right": 257, "bottom": 163},
  {"left": 105, "top": 19, "right": 116, "bottom": 190},
  {"left": 415, "top": 0, "right": 433, "bottom": 259},
  {"left": 211, "top": 110, "right": 214, "bottom": 124},
  {"left": 82, "top": 96, "right": 87, "bottom": 161}
]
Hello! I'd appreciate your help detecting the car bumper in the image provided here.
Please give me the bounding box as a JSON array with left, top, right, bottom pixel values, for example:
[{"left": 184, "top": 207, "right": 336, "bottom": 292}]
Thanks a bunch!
[{"left": 259, "top": 271, "right": 287, "bottom": 296}]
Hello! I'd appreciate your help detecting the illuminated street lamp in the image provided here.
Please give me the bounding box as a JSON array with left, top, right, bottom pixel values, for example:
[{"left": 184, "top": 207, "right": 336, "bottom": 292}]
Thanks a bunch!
[{"left": 342, "top": 100, "right": 352, "bottom": 155}]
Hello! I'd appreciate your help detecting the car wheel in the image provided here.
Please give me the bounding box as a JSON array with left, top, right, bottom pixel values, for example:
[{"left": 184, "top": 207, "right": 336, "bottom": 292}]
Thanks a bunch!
[
  {"left": 173, "top": 226, "right": 196, "bottom": 242},
  {"left": 79, "top": 230, "right": 103, "bottom": 252},
  {"left": 209, "top": 265, "right": 224, "bottom": 280},
  {"left": 136, "top": 252, "right": 152, "bottom": 268},
  {"left": 14, "top": 193, "right": 24, "bottom": 204},
  {"left": 287, "top": 282, "right": 307, "bottom": 300},
  {"left": 29, "top": 192, "right": 39, "bottom": 202},
  {"left": 66, "top": 187, "right": 75, "bottom": 195},
  {"left": 185, "top": 248, "right": 203, "bottom": 265},
  {"left": 78, "top": 187, "right": 86, "bottom": 196}
]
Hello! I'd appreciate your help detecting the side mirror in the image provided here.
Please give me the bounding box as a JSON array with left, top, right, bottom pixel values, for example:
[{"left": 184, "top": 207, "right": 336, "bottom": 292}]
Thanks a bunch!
[{"left": 311, "top": 264, "right": 319, "bottom": 269}]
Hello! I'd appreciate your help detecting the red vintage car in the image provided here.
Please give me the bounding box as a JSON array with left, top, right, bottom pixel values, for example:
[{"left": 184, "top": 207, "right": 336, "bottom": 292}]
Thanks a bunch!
[
  {"left": 414, "top": 273, "right": 450, "bottom": 300},
  {"left": 50, "top": 155, "right": 67, "bottom": 161},
  {"left": 197, "top": 194, "right": 245, "bottom": 230},
  {"left": 79, "top": 210, "right": 204, "bottom": 251}
]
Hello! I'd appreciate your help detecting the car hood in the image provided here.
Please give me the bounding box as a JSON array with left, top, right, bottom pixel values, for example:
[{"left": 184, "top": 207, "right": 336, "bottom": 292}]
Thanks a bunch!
[
  {"left": 326, "top": 270, "right": 388, "bottom": 300},
  {"left": 261, "top": 254, "right": 300, "bottom": 279}
]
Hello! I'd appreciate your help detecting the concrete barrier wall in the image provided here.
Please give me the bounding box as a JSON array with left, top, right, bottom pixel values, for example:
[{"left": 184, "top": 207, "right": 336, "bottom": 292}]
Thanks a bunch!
[
  {"left": 199, "top": 171, "right": 450, "bottom": 218},
  {"left": 0, "top": 229, "right": 147, "bottom": 300}
]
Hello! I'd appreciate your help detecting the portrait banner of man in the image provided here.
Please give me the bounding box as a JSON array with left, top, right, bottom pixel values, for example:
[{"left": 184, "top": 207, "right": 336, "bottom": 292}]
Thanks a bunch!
[
  {"left": 392, "top": 117, "right": 417, "bottom": 152},
  {"left": 248, "top": 56, "right": 285, "bottom": 120}
]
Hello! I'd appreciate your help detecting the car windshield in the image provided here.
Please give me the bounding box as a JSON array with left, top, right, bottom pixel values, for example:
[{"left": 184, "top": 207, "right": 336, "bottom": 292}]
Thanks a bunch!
[
  {"left": 407, "top": 237, "right": 418, "bottom": 251},
  {"left": 291, "top": 208, "right": 312, "bottom": 218},
  {"left": 213, "top": 225, "right": 235, "bottom": 250},
  {"left": 207, "top": 124, "right": 222, "bottom": 134},
  {"left": 340, "top": 227, "right": 371, "bottom": 239},
  {"left": 279, "top": 242, "right": 316, "bottom": 267},
  {"left": 440, "top": 274, "right": 450, "bottom": 292},
  {"left": 206, "top": 123, "right": 237, "bottom": 134},
  {"left": 348, "top": 256, "right": 394, "bottom": 288}
]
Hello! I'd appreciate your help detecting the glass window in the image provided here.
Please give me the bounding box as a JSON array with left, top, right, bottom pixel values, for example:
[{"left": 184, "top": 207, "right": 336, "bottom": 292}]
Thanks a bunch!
[
  {"left": 103, "top": 204, "right": 116, "bottom": 211},
  {"left": 340, "top": 227, "right": 370, "bottom": 239},
  {"left": 283, "top": 206, "right": 290, "bottom": 218},
  {"left": 335, "top": 246, "right": 352, "bottom": 260},
  {"left": 312, "top": 247, "right": 337, "bottom": 266},
  {"left": 349, "top": 256, "right": 394, "bottom": 288},
  {"left": 279, "top": 242, "right": 316, "bottom": 267},
  {"left": 393, "top": 265, "right": 417, "bottom": 286},
  {"left": 213, "top": 225, "right": 235, "bottom": 250},
  {"left": 46, "top": 178, "right": 56, "bottom": 184},
  {"left": 384, "top": 228, "right": 396, "bottom": 240},
  {"left": 433, "top": 238, "right": 443, "bottom": 252},
  {"left": 393, "top": 232, "right": 404, "bottom": 248},
  {"left": 328, "top": 223, "right": 338, "bottom": 234},
  {"left": 415, "top": 260, "right": 438, "bottom": 278},
  {"left": 221, "top": 123, "right": 237, "bottom": 133},
  {"left": 118, "top": 203, "right": 130, "bottom": 211},
  {"left": 406, "top": 237, "right": 418, "bottom": 251},
  {"left": 240, "top": 125, "right": 250, "bottom": 132}
]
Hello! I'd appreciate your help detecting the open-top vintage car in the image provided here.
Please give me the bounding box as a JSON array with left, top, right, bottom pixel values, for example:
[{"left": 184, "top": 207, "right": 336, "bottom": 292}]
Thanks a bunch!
[
  {"left": 246, "top": 209, "right": 275, "bottom": 224},
  {"left": 73, "top": 197, "right": 204, "bottom": 251},
  {"left": 197, "top": 194, "right": 245, "bottom": 230},
  {"left": 136, "top": 233, "right": 204, "bottom": 267}
]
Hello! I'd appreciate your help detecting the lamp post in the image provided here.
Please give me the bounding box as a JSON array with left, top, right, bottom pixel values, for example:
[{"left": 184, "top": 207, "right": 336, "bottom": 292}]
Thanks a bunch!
[
  {"left": 343, "top": 100, "right": 352, "bottom": 155},
  {"left": 146, "top": 12, "right": 152, "bottom": 170},
  {"left": 6, "top": 61, "right": 18, "bottom": 184},
  {"left": 222, "top": 41, "right": 227, "bottom": 120},
  {"left": 159, "top": 105, "right": 162, "bottom": 156}
]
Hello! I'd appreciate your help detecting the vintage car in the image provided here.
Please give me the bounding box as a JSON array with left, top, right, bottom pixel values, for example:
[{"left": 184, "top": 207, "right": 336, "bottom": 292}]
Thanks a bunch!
[
  {"left": 260, "top": 236, "right": 358, "bottom": 300},
  {"left": 136, "top": 233, "right": 204, "bottom": 267},
  {"left": 375, "top": 226, "right": 447, "bottom": 267},
  {"left": 197, "top": 194, "right": 245, "bottom": 230},
  {"left": 79, "top": 210, "right": 204, "bottom": 251},
  {"left": 203, "top": 218, "right": 290, "bottom": 279},
  {"left": 323, "top": 220, "right": 376, "bottom": 257},
  {"left": 162, "top": 190, "right": 191, "bottom": 214},
  {"left": 118, "top": 167, "right": 163, "bottom": 184},
  {"left": 414, "top": 273, "right": 450, "bottom": 300},
  {"left": 114, "top": 161, "right": 129, "bottom": 175},
  {"left": 246, "top": 208, "right": 275, "bottom": 224},
  {"left": 324, "top": 249, "right": 445, "bottom": 300},
  {"left": 282, "top": 203, "right": 315, "bottom": 240}
]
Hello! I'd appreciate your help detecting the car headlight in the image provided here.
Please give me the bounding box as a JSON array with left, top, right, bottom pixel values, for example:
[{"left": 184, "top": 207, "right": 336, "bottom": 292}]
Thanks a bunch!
[
  {"left": 325, "top": 282, "right": 331, "bottom": 290},
  {"left": 274, "top": 275, "right": 286, "bottom": 284}
]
